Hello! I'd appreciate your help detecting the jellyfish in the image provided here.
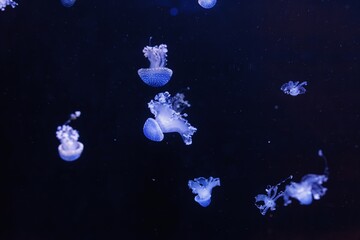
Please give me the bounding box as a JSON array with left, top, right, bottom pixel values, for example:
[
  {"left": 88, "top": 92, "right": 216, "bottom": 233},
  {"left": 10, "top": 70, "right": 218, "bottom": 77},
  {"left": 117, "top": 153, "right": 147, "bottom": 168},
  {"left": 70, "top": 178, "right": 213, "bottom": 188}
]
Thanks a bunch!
[
  {"left": 255, "top": 175, "right": 293, "bottom": 215},
  {"left": 283, "top": 150, "right": 329, "bottom": 206},
  {"left": 198, "top": 0, "right": 217, "bottom": 9},
  {"left": 0, "top": 0, "right": 18, "bottom": 11},
  {"left": 61, "top": 0, "right": 76, "bottom": 7},
  {"left": 56, "top": 111, "right": 84, "bottom": 161},
  {"left": 280, "top": 81, "right": 307, "bottom": 96},
  {"left": 137, "top": 44, "right": 173, "bottom": 87},
  {"left": 188, "top": 177, "right": 220, "bottom": 207},
  {"left": 143, "top": 91, "right": 197, "bottom": 145}
]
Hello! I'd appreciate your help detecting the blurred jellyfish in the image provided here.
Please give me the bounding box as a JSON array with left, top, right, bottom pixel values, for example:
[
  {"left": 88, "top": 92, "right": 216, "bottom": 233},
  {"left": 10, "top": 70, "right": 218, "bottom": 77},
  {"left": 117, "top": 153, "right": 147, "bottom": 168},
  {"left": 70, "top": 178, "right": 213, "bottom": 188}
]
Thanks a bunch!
[
  {"left": 56, "top": 111, "right": 84, "bottom": 161},
  {"left": 198, "top": 0, "right": 217, "bottom": 9},
  {"left": 0, "top": 0, "right": 18, "bottom": 11},
  {"left": 61, "top": 0, "right": 76, "bottom": 7},
  {"left": 281, "top": 81, "right": 307, "bottom": 96},
  {"left": 143, "top": 91, "right": 197, "bottom": 145},
  {"left": 283, "top": 150, "right": 329, "bottom": 206},
  {"left": 138, "top": 44, "right": 173, "bottom": 87},
  {"left": 255, "top": 175, "right": 293, "bottom": 215},
  {"left": 188, "top": 177, "right": 220, "bottom": 207}
]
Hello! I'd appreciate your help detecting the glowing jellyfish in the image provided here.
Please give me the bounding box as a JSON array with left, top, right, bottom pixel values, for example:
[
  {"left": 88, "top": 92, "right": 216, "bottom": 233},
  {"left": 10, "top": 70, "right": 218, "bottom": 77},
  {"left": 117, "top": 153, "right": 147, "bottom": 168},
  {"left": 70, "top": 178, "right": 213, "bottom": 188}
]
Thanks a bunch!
[
  {"left": 138, "top": 44, "right": 173, "bottom": 87},
  {"left": 0, "top": 0, "right": 18, "bottom": 11},
  {"left": 56, "top": 111, "right": 84, "bottom": 161},
  {"left": 283, "top": 150, "right": 329, "bottom": 206},
  {"left": 188, "top": 177, "right": 220, "bottom": 207},
  {"left": 281, "top": 81, "right": 307, "bottom": 96},
  {"left": 255, "top": 175, "right": 293, "bottom": 215},
  {"left": 143, "top": 91, "right": 197, "bottom": 145},
  {"left": 61, "top": 0, "right": 76, "bottom": 7},
  {"left": 198, "top": 0, "right": 217, "bottom": 9}
]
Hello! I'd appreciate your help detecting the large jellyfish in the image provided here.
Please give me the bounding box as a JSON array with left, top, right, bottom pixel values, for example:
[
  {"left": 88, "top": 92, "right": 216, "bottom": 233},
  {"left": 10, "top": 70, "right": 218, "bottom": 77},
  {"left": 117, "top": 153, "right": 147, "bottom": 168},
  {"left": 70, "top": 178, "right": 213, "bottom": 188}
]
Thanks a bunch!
[
  {"left": 56, "top": 111, "right": 84, "bottom": 161},
  {"left": 280, "top": 81, "right": 307, "bottom": 96},
  {"left": 255, "top": 176, "right": 293, "bottom": 215},
  {"left": 198, "top": 0, "right": 217, "bottom": 9},
  {"left": 138, "top": 44, "right": 173, "bottom": 87},
  {"left": 188, "top": 177, "right": 220, "bottom": 207},
  {"left": 143, "top": 91, "right": 197, "bottom": 145},
  {"left": 61, "top": 0, "right": 76, "bottom": 7},
  {"left": 283, "top": 150, "right": 329, "bottom": 206},
  {"left": 0, "top": 0, "right": 18, "bottom": 11}
]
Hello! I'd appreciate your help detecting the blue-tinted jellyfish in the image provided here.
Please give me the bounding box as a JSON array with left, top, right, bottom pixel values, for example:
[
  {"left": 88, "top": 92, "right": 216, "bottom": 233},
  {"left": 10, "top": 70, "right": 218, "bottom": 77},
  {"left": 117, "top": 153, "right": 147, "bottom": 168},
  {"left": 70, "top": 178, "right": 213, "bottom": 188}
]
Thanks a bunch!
[
  {"left": 0, "top": 0, "right": 18, "bottom": 11},
  {"left": 281, "top": 81, "right": 307, "bottom": 96},
  {"left": 283, "top": 150, "right": 329, "bottom": 206},
  {"left": 143, "top": 91, "right": 197, "bottom": 145},
  {"left": 61, "top": 0, "right": 76, "bottom": 7},
  {"left": 255, "top": 176, "right": 293, "bottom": 215},
  {"left": 138, "top": 44, "right": 173, "bottom": 87},
  {"left": 188, "top": 177, "right": 220, "bottom": 207},
  {"left": 198, "top": 0, "right": 217, "bottom": 9},
  {"left": 56, "top": 111, "right": 84, "bottom": 161}
]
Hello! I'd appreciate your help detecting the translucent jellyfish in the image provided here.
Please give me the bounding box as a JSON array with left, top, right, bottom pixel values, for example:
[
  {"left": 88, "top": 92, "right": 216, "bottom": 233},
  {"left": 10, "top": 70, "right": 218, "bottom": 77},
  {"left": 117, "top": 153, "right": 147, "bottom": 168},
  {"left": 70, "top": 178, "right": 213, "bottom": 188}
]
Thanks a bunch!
[
  {"left": 137, "top": 44, "right": 173, "bottom": 87},
  {"left": 61, "top": 0, "right": 76, "bottom": 7},
  {"left": 143, "top": 91, "right": 197, "bottom": 145},
  {"left": 255, "top": 175, "right": 293, "bottom": 215},
  {"left": 188, "top": 177, "right": 220, "bottom": 207},
  {"left": 198, "top": 0, "right": 217, "bottom": 9},
  {"left": 56, "top": 111, "right": 84, "bottom": 161},
  {"left": 0, "top": 0, "right": 18, "bottom": 11},
  {"left": 280, "top": 81, "right": 307, "bottom": 96},
  {"left": 283, "top": 150, "right": 329, "bottom": 206}
]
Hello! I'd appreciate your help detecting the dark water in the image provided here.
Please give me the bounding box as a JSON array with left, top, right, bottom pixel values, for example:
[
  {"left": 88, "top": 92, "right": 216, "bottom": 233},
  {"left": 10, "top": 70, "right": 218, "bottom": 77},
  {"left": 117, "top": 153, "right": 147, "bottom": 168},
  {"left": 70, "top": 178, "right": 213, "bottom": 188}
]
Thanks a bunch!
[{"left": 1, "top": 0, "right": 359, "bottom": 239}]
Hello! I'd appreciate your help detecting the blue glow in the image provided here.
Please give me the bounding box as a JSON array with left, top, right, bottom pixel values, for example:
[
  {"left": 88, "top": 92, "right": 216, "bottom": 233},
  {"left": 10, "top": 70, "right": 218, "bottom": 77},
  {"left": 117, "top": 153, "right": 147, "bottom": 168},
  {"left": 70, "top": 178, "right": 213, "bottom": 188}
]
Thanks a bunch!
[
  {"left": 61, "top": 0, "right": 76, "bottom": 8},
  {"left": 169, "top": 7, "right": 179, "bottom": 16},
  {"left": 198, "top": 0, "right": 217, "bottom": 9},
  {"left": 281, "top": 81, "right": 307, "bottom": 96}
]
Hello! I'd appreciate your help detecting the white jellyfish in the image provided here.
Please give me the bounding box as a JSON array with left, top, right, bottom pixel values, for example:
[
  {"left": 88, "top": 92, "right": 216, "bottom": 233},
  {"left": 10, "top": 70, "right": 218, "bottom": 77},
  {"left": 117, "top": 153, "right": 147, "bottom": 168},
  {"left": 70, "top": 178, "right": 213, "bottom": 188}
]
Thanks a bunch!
[
  {"left": 138, "top": 44, "right": 173, "bottom": 87},
  {"left": 0, "top": 0, "right": 18, "bottom": 11},
  {"left": 280, "top": 81, "right": 307, "bottom": 96},
  {"left": 198, "top": 0, "right": 217, "bottom": 9},
  {"left": 255, "top": 175, "right": 293, "bottom": 215},
  {"left": 283, "top": 150, "right": 329, "bottom": 206},
  {"left": 60, "top": 0, "right": 76, "bottom": 7},
  {"left": 188, "top": 177, "right": 220, "bottom": 207},
  {"left": 143, "top": 91, "right": 197, "bottom": 145},
  {"left": 56, "top": 111, "right": 84, "bottom": 161}
]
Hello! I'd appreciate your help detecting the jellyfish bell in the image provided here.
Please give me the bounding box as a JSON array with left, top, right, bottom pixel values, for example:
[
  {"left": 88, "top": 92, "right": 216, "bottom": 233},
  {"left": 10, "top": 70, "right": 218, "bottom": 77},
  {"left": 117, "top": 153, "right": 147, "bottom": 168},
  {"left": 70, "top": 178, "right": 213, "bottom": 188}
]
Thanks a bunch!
[
  {"left": 188, "top": 177, "right": 220, "bottom": 207},
  {"left": 61, "top": 0, "right": 76, "bottom": 7},
  {"left": 58, "top": 141, "right": 84, "bottom": 161},
  {"left": 194, "top": 195, "right": 211, "bottom": 207},
  {"left": 138, "top": 67, "right": 173, "bottom": 87},
  {"left": 143, "top": 118, "right": 164, "bottom": 142},
  {"left": 138, "top": 44, "right": 173, "bottom": 87},
  {"left": 198, "top": 0, "right": 217, "bottom": 9}
]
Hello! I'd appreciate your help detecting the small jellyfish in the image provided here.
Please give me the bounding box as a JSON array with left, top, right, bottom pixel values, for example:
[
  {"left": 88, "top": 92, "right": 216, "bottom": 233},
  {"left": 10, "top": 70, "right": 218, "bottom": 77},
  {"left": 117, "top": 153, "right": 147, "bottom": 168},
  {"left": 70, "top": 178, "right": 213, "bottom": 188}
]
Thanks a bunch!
[
  {"left": 188, "top": 177, "right": 220, "bottom": 207},
  {"left": 61, "top": 0, "right": 76, "bottom": 7},
  {"left": 56, "top": 111, "right": 84, "bottom": 161},
  {"left": 0, "top": 0, "right": 18, "bottom": 11},
  {"left": 280, "top": 81, "right": 307, "bottom": 96},
  {"left": 138, "top": 44, "right": 173, "bottom": 87},
  {"left": 255, "top": 175, "right": 293, "bottom": 215},
  {"left": 143, "top": 91, "right": 197, "bottom": 145},
  {"left": 198, "top": 0, "right": 217, "bottom": 9},
  {"left": 283, "top": 150, "right": 329, "bottom": 206}
]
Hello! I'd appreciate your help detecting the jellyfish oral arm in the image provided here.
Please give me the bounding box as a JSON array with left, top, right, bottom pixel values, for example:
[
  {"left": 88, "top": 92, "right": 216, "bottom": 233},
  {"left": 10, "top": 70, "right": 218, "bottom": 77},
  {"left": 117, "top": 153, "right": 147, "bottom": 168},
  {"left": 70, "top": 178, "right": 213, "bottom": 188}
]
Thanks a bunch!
[{"left": 0, "top": 0, "right": 18, "bottom": 11}]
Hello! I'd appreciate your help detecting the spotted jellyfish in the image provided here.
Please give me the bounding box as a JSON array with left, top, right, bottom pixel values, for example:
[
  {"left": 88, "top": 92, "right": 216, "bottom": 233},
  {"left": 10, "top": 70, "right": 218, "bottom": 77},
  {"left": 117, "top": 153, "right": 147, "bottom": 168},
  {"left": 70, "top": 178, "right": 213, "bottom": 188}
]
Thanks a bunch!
[
  {"left": 60, "top": 0, "right": 76, "bottom": 7},
  {"left": 138, "top": 44, "right": 173, "bottom": 87},
  {"left": 143, "top": 91, "right": 197, "bottom": 145},
  {"left": 188, "top": 177, "right": 220, "bottom": 207},
  {"left": 0, "top": 0, "right": 17, "bottom": 11},
  {"left": 280, "top": 81, "right": 307, "bottom": 96},
  {"left": 56, "top": 111, "right": 84, "bottom": 161},
  {"left": 283, "top": 150, "right": 329, "bottom": 206},
  {"left": 255, "top": 175, "right": 293, "bottom": 215},
  {"left": 198, "top": 0, "right": 217, "bottom": 9}
]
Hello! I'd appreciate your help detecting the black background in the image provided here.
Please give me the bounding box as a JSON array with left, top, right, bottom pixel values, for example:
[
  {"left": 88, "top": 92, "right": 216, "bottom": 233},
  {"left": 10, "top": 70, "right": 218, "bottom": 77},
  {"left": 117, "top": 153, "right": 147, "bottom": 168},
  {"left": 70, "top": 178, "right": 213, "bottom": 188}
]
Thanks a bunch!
[{"left": 1, "top": 0, "right": 359, "bottom": 239}]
